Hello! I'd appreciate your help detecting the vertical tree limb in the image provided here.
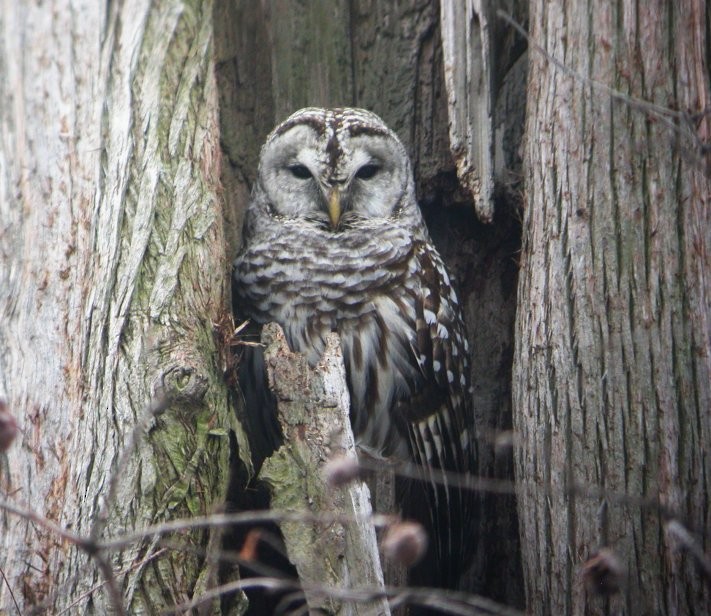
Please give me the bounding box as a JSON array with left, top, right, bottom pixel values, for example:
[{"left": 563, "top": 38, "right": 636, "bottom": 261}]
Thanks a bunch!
[
  {"left": 259, "top": 323, "right": 390, "bottom": 616},
  {"left": 440, "top": 0, "right": 496, "bottom": 222}
]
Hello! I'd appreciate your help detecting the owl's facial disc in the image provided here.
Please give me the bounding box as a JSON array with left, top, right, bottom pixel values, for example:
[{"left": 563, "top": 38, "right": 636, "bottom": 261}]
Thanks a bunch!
[
  {"left": 338, "top": 134, "right": 409, "bottom": 223},
  {"left": 258, "top": 117, "right": 412, "bottom": 230}
]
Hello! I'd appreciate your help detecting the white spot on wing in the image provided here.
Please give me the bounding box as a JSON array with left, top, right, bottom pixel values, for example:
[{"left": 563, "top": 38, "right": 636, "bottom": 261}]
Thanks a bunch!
[
  {"left": 460, "top": 428, "right": 470, "bottom": 452},
  {"left": 428, "top": 415, "right": 445, "bottom": 466}
]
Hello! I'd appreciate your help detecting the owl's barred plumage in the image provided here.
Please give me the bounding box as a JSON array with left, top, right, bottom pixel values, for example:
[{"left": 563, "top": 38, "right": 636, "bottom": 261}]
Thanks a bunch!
[{"left": 233, "top": 107, "right": 477, "bottom": 586}]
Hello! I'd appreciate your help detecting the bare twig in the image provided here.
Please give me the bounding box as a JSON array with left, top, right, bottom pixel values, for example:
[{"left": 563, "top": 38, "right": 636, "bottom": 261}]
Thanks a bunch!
[
  {"left": 358, "top": 457, "right": 517, "bottom": 496},
  {"left": 496, "top": 11, "right": 682, "bottom": 120},
  {"left": 98, "top": 510, "right": 396, "bottom": 552},
  {"left": 91, "top": 395, "right": 170, "bottom": 544},
  {"left": 2, "top": 429, "right": 706, "bottom": 612},
  {"left": 495, "top": 8, "right": 711, "bottom": 164},
  {"left": 164, "top": 576, "right": 525, "bottom": 616},
  {"left": 567, "top": 482, "right": 672, "bottom": 519},
  {"left": 0, "top": 562, "right": 22, "bottom": 616},
  {"left": 83, "top": 395, "right": 172, "bottom": 614},
  {"left": 93, "top": 555, "right": 126, "bottom": 616},
  {"left": 156, "top": 536, "right": 290, "bottom": 580},
  {"left": 161, "top": 576, "right": 298, "bottom": 614},
  {"left": 55, "top": 549, "right": 168, "bottom": 616},
  {"left": 0, "top": 497, "right": 123, "bottom": 614},
  {"left": 665, "top": 520, "right": 711, "bottom": 585},
  {"left": 0, "top": 498, "right": 89, "bottom": 548}
]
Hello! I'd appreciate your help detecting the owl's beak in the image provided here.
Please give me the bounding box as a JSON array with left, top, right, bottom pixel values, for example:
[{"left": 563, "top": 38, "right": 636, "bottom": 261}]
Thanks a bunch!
[{"left": 327, "top": 187, "right": 341, "bottom": 228}]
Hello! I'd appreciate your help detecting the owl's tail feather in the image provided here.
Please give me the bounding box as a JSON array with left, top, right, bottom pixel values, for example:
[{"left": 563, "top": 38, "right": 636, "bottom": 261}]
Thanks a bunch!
[{"left": 398, "top": 460, "right": 479, "bottom": 592}]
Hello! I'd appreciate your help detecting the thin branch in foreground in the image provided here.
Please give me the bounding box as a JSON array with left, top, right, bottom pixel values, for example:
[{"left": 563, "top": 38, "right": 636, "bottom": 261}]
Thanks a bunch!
[
  {"left": 0, "top": 396, "right": 171, "bottom": 616},
  {"left": 495, "top": 8, "right": 711, "bottom": 171},
  {"left": 0, "top": 562, "right": 22, "bottom": 616},
  {"left": 0, "top": 498, "right": 89, "bottom": 549},
  {"left": 0, "top": 497, "right": 123, "bottom": 615},
  {"left": 3, "top": 437, "right": 707, "bottom": 611},
  {"left": 356, "top": 456, "right": 518, "bottom": 496},
  {"left": 54, "top": 548, "right": 168, "bottom": 616},
  {"left": 275, "top": 591, "right": 309, "bottom": 616},
  {"left": 156, "top": 535, "right": 295, "bottom": 584},
  {"left": 96, "top": 509, "right": 397, "bottom": 553},
  {"left": 93, "top": 555, "right": 126, "bottom": 616},
  {"left": 164, "top": 576, "right": 525, "bottom": 616},
  {"left": 665, "top": 520, "right": 711, "bottom": 585},
  {"left": 357, "top": 456, "right": 688, "bottom": 525},
  {"left": 91, "top": 395, "right": 170, "bottom": 543},
  {"left": 85, "top": 396, "right": 171, "bottom": 614},
  {"left": 82, "top": 457, "right": 699, "bottom": 561}
]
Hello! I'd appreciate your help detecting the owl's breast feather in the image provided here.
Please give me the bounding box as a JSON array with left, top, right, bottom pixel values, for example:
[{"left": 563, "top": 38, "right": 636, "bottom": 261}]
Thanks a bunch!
[
  {"left": 233, "top": 219, "right": 418, "bottom": 325},
  {"left": 233, "top": 220, "right": 425, "bottom": 458}
]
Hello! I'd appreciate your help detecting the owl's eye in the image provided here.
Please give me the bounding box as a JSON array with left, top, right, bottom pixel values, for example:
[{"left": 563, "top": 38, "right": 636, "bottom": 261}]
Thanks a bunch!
[
  {"left": 355, "top": 164, "right": 380, "bottom": 180},
  {"left": 288, "top": 164, "right": 312, "bottom": 179}
]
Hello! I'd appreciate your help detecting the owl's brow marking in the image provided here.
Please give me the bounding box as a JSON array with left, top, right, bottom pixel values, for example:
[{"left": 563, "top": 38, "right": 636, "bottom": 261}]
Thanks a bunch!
[
  {"left": 346, "top": 124, "right": 390, "bottom": 138},
  {"left": 325, "top": 131, "right": 343, "bottom": 174},
  {"left": 272, "top": 114, "right": 325, "bottom": 138}
]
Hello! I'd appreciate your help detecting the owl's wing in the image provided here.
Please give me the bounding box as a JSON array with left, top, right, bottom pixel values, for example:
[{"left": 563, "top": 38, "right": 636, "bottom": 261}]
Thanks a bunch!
[
  {"left": 394, "top": 240, "right": 477, "bottom": 584},
  {"left": 397, "top": 241, "right": 475, "bottom": 474}
]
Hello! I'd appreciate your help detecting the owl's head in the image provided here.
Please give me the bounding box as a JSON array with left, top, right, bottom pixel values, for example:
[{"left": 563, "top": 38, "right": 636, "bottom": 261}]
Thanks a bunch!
[{"left": 250, "top": 108, "right": 420, "bottom": 232}]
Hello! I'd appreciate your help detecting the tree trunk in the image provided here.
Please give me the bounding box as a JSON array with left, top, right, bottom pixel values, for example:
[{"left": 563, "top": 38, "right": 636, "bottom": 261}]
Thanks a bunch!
[
  {"left": 515, "top": 0, "right": 710, "bottom": 614},
  {"left": 0, "top": 1, "right": 242, "bottom": 613},
  {"left": 217, "top": 0, "right": 527, "bottom": 608}
]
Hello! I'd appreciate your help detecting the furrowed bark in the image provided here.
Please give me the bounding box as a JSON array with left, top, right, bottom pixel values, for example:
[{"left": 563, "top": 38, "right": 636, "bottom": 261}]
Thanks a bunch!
[{"left": 515, "top": 0, "right": 711, "bottom": 614}]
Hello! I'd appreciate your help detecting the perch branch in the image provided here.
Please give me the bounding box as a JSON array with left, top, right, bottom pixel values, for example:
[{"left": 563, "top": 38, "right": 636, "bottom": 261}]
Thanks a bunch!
[{"left": 259, "top": 322, "right": 390, "bottom": 615}]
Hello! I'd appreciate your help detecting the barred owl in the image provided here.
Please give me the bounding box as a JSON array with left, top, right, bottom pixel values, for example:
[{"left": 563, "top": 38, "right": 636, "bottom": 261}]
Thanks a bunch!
[{"left": 233, "top": 107, "right": 477, "bottom": 586}]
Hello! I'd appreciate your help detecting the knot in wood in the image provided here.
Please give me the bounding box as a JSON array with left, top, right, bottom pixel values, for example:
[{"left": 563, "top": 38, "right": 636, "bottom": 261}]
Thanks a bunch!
[{"left": 160, "top": 366, "right": 209, "bottom": 405}]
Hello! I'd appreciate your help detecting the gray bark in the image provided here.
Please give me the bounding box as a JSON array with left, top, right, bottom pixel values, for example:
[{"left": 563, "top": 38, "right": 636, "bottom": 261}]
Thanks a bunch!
[
  {"left": 260, "top": 323, "right": 389, "bottom": 616},
  {"left": 0, "top": 1, "right": 242, "bottom": 612},
  {"left": 440, "top": 0, "right": 496, "bottom": 222},
  {"left": 515, "top": 0, "right": 711, "bottom": 614}
]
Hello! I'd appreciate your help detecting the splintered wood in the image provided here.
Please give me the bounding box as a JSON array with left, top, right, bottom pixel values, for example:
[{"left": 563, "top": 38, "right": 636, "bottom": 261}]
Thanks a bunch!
[{"left": 260, "top": 322, "right": 390, "bottom": 616}]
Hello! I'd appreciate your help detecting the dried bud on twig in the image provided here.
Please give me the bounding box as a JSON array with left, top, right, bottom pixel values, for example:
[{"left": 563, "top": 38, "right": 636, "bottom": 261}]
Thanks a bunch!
[
  {"left": 494, "top": 429, "right": 515, "bottom": 454},
  {"left": 581, "top": 548, "right": 625, "bottom": 597},
  {"left": 323, "top": 455, "right": 361, "bottom": 488},
  {"left": 239, "top": 529, "right": 262, "bottom": 562},
  {"left": 0, "top": 400, "right": 18, "bottom": 452},
  {"left": 381, "top": 521, "right": 428, "bottom": 567}
]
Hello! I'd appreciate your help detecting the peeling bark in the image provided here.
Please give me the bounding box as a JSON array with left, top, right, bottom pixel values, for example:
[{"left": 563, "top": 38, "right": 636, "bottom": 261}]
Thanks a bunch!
[
  {"left": 0, "top": 1, "right": 243, "bottom": 612},
  {"left": 440, "top": 1, "right": 528, "bottom": 222},
  {"left": 440, "top": 0, "right": 496, "bottom": 222}
]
